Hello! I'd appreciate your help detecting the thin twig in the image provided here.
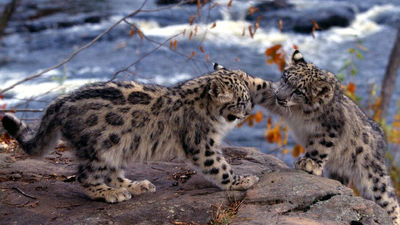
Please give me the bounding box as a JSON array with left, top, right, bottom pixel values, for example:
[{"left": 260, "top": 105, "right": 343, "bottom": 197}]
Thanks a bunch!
[
  {"left": 110, "top": 32, "right": 183, "bottom": 81},
  {"left": 11, "top": 187, "right": 37, "bottom": 200},
  {"left": 0, "top": 0, "right": 198, "bottom": 95},
  {"left": 0, "top": 109, "right": 43, "bottom": 113},
  {"left": 0, "top": 0, "right": 150, "bottom": 94}
]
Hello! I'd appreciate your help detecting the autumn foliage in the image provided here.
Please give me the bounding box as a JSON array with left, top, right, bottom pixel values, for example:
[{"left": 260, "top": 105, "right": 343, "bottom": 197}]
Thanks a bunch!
[{"left": 265, "top": 44, "right": 286, "bottom": 72}]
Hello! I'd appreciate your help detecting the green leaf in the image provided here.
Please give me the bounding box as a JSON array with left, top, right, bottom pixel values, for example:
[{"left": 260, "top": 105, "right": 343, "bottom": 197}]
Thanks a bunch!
[
  {"left": 51, "top": 75, "right": 68, "bottom": 85},
  {"left": 355, "top": 95, "right": 362, "bottom": 103},
  {"left": 348, "top": 48, "right": 355, "bottom": 54},
  {"left": 337, "top": 73, "right": 346, "bottom": 82},
  {"left": 350, "top": 65, "right": 358, "bottom": 76},
  {"left": 338, "top": 59, "right": 351, "bottom": 72},
  {"left": 355, "top": 50, "right": 363, "bottom": 60}
]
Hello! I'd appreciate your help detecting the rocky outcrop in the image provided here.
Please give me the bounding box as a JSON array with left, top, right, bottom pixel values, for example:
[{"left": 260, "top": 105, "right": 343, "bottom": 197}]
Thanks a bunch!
[
  {"left": 0, "top": 144, "right": 392, "bottom": 225},
  {"left": 246, "top": 1, "right": 357, "bottom": 33},
  {"left": 1, "top": 0, "right": 108, "bottom": 33}
]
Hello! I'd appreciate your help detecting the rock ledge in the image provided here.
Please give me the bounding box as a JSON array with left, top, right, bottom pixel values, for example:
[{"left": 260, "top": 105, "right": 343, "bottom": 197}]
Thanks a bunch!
[{"left": 0, "top": 146, "right": 392, "bottom": 225}]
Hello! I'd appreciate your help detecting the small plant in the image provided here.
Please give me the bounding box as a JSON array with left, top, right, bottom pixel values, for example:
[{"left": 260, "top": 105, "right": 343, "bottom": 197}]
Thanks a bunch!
[
  {"left": 337, "top": 38, "right": 368, "bottom": 82},
  {"left": 209, "top": 195, "right": 244, "bottom": 225}
]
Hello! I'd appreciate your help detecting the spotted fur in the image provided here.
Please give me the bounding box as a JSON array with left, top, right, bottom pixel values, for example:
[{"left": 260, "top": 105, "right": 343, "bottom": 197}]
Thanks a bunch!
[
  {"left": 264, "top": 50, "right": 400, "bottom": 224},
  {"left": 1, "top": 69, "right": 259, "bottom": 203}
]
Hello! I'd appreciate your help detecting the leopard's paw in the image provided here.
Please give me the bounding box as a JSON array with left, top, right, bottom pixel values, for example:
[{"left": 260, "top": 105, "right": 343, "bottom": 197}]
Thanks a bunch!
[
  {"left": 127, "top": 179, "right": 156, "bottom": 195},
  {"left": 231, "top": 175, "right": 259, "bottom": 190},
  {"left": 294, "top": 157, "right": 323, "bottom": 176},
  {"left": 102, "top": 188, "right": 132, "bottom": 203}
]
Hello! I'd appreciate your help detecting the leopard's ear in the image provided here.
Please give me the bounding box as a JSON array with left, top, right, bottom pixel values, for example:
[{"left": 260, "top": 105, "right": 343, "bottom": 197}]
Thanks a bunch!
[
  {"left": 291, "top": 50, "right": 306, "bottom": 64},
  {"left": 312, "top": 80, "right": 333, "bottom": 98},
  {"left": 209, "top": 78, "right": 233, "bottom": 103},
  {"left": 213, "top": 62, "right": 226, "bottom": 71}
]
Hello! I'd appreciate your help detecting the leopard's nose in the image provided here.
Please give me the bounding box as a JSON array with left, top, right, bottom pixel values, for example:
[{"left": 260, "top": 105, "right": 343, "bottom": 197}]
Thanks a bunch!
[{"left": 276, "top": 95, "right": 287, "bottom": 106}]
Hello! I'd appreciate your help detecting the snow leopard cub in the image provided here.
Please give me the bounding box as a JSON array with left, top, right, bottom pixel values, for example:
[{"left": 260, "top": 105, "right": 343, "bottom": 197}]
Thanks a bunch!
[
  {"left": 264, "top": 50, "right": 399, "bottom": 224},
  {"left": 1, "top": 68, "right": 259, "bottom": 203}
]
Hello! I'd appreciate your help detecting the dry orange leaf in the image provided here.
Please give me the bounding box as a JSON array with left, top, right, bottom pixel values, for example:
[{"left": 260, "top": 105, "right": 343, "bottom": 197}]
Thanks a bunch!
[
  {"left": 237, "top": 111, "right": 263, "bottom": 127},
  {"left": 282, "top": 149, "right": 290, "bottom": 155},
  {"left": 293, "top": 44, "right": 298, "bottom": 50},
  {"left": 278, "top": 19, "right": 283, "bottom": 32},
  {"left": 189, "top": 15, "right": 196, "bottom": 25},
  {"left": 248, "top": 25, "right": 254, "bottom": 38},
  {"left": 189, "top": 31, "right": 193, "bottom": 40},
  {"left": 210, "top": 22, "right": 216, "bottom": 29},
  {"left": 265, "top": 126, "right": 281, "bottom": 144},
  {"left": 187, "top": 51, "right": 196, "bottom": 61},
  {"left": 265, "top": 44, "right": 282, "bottom": 55},
  {"left": 265, "top": 44, "right": 286, "bottom": 71},
  {"left": 24, "top": 201, "right": 39, "bottom": 208},
  {"left": 267, "top": 117, "right": 272, "bottom": 129},
  {"left": 173, "top": 40, "right": 178, "bottom": 51},
  {"left": 282, "top": 125, "right": 289, "bottom": 146},
  {"left": 255, "top": 16, "right": 261, "bottom": 31},
  {"left": 292, "top": 144, "right": 305, "bottom": 158},
  {"left": 247, "top": 6, "right": 259, "bottom": 15},
  {"left": 311, "top": 19, "right": 320, "bottom": 38},
  {"left": 199, "top": 45, "right": 205, "bottom": 53},
  {"left": 227, "top": 0, "right": 233, "bottom": 9},
  {"left": 347, "top": 82, "right": 356, "bottom": 94},
  {"left": 205, "top": 54, "right": 210, "bottom": 62},
  {"left": 129, "top": 26, "right": 135, "bottom": 37},
  {"left": 254, "top": 110, "right": 263, "bottom": 123},
  {"left": 311, "top": 19, "right": 320, "bottom": 29},
  {"left": 137, "top": 28, "right": 144, "bottom": 40}
]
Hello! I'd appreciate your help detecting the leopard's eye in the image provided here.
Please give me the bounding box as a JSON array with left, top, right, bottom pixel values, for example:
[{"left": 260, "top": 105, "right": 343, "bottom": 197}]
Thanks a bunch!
[{"left": 293, "top": 89, "right": 303, "bottom": 95}]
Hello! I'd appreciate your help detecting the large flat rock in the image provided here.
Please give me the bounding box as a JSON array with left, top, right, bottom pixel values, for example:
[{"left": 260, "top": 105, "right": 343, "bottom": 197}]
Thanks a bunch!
[{"left": 0, "top": 144, "right": 392, "bottom": 225}]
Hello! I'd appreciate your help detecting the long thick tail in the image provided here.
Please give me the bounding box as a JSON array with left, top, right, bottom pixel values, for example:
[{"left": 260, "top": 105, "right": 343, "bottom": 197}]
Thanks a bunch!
[
  {"left": 1, "top": 103, "right": 61, "bottom": 156},
  {"left": 354, "top": 167, "right": 400, "bottom": 224}
]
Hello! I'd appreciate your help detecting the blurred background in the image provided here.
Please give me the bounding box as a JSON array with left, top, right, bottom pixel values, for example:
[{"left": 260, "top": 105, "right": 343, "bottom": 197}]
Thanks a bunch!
[{"left": 0, "top": 0, "right": 399, "bottom": 168}]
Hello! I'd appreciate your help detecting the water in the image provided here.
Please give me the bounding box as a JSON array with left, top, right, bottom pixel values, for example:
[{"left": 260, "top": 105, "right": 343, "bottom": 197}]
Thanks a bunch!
[{"left": 1, "top": 0, "right": 400, "bottom": 165}]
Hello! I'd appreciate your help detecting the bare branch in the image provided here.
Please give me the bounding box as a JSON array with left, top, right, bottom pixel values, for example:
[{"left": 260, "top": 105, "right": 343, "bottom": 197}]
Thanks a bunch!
[
  {"left": 380, "top": 24, "right": 400, "bottom": 119},
  {"left": 0, "top": 0, "right": 209, "bottom": 96},
  {"left": 0, "top": 109, "right": 43, "bottom": 113},
  {"left": 111, "top": 32, "right": 184, "bottom": 81},
  {"left": 11, "top": 187, "right": 37, "bottom": 200},
  {"left": 0, "top": 0, "right": 192, "bottom": 95}
]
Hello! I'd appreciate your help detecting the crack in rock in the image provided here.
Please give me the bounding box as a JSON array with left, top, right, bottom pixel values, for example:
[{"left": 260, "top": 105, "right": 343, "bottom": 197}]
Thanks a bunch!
[{"left": 282, "top": 193, "right": 338, "bottom": 214}]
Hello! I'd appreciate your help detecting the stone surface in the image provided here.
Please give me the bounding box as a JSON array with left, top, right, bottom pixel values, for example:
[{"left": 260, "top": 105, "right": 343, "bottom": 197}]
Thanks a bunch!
[
  {"left": 1, "top": 0, "right": 109, "bottom": 34},
  {"left": 0, "top": 144, "right": 392, "bottom": 225},
  {"left": 246, "top": 1, "right": 356, "bottom": 33}
]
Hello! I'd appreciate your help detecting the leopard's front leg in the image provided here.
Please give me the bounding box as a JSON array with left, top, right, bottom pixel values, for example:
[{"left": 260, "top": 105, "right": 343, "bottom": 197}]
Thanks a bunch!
[
  {"left": 294, "top": 137, "right": 332, "bottom": 176},
  {"left": 183, "top": 136, "right": 259, "bottom": 190}
]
